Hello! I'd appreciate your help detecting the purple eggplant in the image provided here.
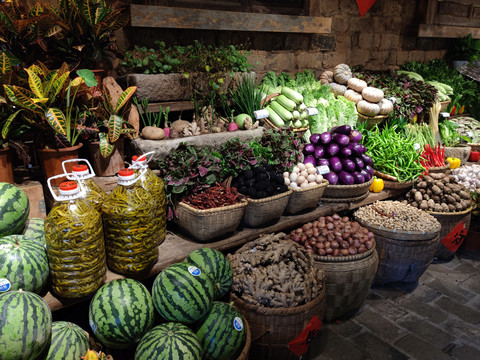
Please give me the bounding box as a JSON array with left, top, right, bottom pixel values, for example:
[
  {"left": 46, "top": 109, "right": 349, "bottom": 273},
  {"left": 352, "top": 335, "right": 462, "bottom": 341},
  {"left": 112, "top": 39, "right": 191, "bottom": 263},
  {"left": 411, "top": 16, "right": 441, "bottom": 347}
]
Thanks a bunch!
[
  {"left": 320, "top": 132, "right": 332, "bottom": 145},
  {"left": 340, "top": 147, "right": 352, "bottom": 158},
  {"left": 341, "top": 158, "right": 356, "bottom": 173},
  {"left": 352, "top": 171, "right": 366, "bottom": 184},
  {"left": 330, "top": 125, "right": 352, "bottom": 135},
  {"left": 365, "top": 165, "right": 374, "bottom": 175},
  {"left": 329, "top": 157, "right": 343, "bottom": 173},
  {"left": 358, "top": 144, "right": 367, "bottom": 154},
  {"left": 324, "top": 172, "right": 339, "bottom": 185},
  {"left": 361, "top": 153, "right": 373, "bottom": 167},
  {"left": 316, "top": 158, "right": 330, "bottom": 167},
  {"left": 349, "top": 130, "right": 362, "bottom": 143},
  {"left": 304, "top": 143, "right": 315, "bottom": 155},
  {"left": 314, "top": 146, "right": 325, "bottom": 159},
  {"left": 338, "top": 171, "right": 355, "bottom": 185},
  {"left": 309, "top": 133, "right": 321, "bottom": 145},
  {"left": 349, "top": 143, "right": 364, "bottom": 156},
  {"left": 304, "top": 155, "right": 316, "bottom": 167},
  {"left": 332, "top": 133, "right": 350, "bottom": 147},
  {"left": 327, "top": 143, "right": 340, "bottom": 157},
  {"left": 360, "top": 169, "right": 372, "bottom": 181},
  {"left": 353, "top": 157, "right": 365, "bottom": 171}
]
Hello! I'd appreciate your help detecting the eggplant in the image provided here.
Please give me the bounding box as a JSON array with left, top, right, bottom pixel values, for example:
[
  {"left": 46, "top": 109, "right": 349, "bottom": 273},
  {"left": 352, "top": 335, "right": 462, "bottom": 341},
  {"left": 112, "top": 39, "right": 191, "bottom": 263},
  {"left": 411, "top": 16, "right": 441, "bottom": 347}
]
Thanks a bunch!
[
  {"left": 320, "top": 132, "right": 332, "bottom": 145},
  {"left": 327, "top": 143, "right": 340, "bottom": 157},
  {"left": 330, "top": 125, "right": 352, "bottom": 135},
  {"left": 324, "top": 172, "right": 338, "bottom": 185},
  {"left": 309, "top": 133, "right": 321, "bottom": 145},
  {"left": 349, "top": 130, "right": 362, "bottom": 143},
  {"left": 332, "top": 133, "right": 350, "bottom": 147},
  {"left": 352, "top": 171, "right": 366, "bottom": 184},
  {"left": 341, "top": 158, "right": 356, "bottom": 173},
  {"left": 316, "top": 158, "right": 330, "bottom": 167},
  {"left": 360, "top": 169, "right": 372, "bottom": 181},
  {"left": 358, "top": 144, "right": 367, "bottom": 154},
  {"left": 365, "top": 165, "right": 374, "bottom": 175},
  {"left": 314, "top": 146, "right": 325, "bottom": 159},
  {"left": 338, "top": 171, "right": 355, "bottom": 185},
  {"left": 353, "top": 157, "right": 365, "bottom": 171},
  {"left": 304, "top": 155, "right": 316, "bottom": 167},
  {"left": 339, "top": 147, "right": 352, "bottom": 158},
  {"left": 329, "top": 156, "right": 343, "bottom": 173},
  {"left": 349, "top": 143, "right": 364, "bottom": 156},
  {"left": 361, "top": 153, "right": 373, "bottom": 167},
  {"left": 304, "top": 143, "right": 315, "bottom": 155}
]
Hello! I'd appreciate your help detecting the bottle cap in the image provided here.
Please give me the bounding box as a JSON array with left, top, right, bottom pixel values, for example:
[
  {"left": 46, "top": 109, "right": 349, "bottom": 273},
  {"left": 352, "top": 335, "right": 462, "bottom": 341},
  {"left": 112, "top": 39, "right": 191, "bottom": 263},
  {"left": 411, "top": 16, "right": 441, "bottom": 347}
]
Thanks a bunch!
[
  {"left": 72, "top": 164, "right": 89, "bottom": 176},
  {"left": 118, "top": 168, "right": 137, "bottom": 185},
  {"left": 59, "top": 181, "right": 79, "bottom": 196}
]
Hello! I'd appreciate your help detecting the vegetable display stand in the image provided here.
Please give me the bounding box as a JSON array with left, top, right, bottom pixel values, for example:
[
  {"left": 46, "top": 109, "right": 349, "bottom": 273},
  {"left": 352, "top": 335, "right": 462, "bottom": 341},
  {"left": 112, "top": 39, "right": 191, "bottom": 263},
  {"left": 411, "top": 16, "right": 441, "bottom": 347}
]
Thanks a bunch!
[
  {"left": 230, "top": 285, "right": 326, "bottom": 360},
  {"left": 284, "top": 180, "right": 328, "bottom": 214},
  {"left": 431, "top": 207, "right": 472, "bottom": 261},
  {"left": 357, "top": 113, "right": 388, "bottom": 130},
  {"left": 322, "top": 178, "right": 373, "bottom": 202},
  {"left": 444, "top": 145, "right": 471, "bottom": 165},
  {"left": 175, "top": 200, "right": 248, "bottom": 242},
  {"left": 357, "top": 221, "right": 440, "bottom": 284},
  {"left": 313, "top": 246, "right": 378, "bottom": 322},
  {"left": 242, "top": 190, "right": 293, "bottom": 228}
]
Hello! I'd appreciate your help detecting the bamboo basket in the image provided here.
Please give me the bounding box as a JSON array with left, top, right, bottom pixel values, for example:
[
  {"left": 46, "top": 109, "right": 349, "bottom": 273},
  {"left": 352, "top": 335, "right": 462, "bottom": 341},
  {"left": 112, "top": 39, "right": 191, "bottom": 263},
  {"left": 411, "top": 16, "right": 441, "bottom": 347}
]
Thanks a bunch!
[
  {"left": 467, "top": 143, "right": 480, "bottom": 152},
  {"left": 440, "top": 100, "right": 451, "bottom": 112},
  {"left": 373, "top": 170, "right": 413, "bottom": 190},
  {"left": 231, "top": 284, "right": 326, "bottom": 360},
  {"left": 430, "top": 207, "right": 472, "bottom": 261},
  {"left": 428, "top": 162, "right": 450, "bottom": 174},
  {"left": 176, "top": 200, "right": 248, "bottom": 242},
  {"left": 235, "top": 316, "right": 252, "bottom": 360},
  {"left": 243, "top": 190, "right": 293, "bottom": 228},
  {"left": 357, "top": 113, "right": 388, "bottom": 129},
  {"left": 284, "top": 180, "right": 328, "bottom": 214},
  {"left": 444, "top": 145, "right": 471, "bottom": 165},
  {"left": 323, "top": 178, "right": 373, "bottom": 199},
  {"left": 313, "top": 245, "right": 378, "bottom": 322}
]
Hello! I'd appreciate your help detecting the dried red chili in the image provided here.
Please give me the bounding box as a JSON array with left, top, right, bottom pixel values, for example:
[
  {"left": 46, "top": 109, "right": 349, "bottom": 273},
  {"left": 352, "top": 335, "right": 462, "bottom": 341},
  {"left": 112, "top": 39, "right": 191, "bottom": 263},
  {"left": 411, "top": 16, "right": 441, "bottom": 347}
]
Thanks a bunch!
[{"left": 183, "top": 184, "right": 243, "bottom": 210}]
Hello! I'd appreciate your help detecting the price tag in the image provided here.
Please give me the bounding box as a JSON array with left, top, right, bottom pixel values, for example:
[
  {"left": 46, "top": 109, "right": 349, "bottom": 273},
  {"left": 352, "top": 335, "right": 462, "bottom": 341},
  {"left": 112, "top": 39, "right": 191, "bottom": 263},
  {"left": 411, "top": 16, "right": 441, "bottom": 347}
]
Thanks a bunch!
[
  {"left": 306, "top": 108, "right": 318, "bottom": 116},
  {"left": 414, "top": 143, "right": 421, "bottom": 151},
  {"left": 440, "top": 112, "right": 450, "bottom": 118},
  {"left": 388, "top": 97, "right": 397, "bottom": 104},
  {"left": 0, "top": 279, "right": 11, "bottom": 292},
  {"left": 466, "top": 131, "right": 473, "bottom": 138},
  {"left": 316, "top": 165, "right": 330, "bottom": 175},
  {"left": 288, "top": 316, "right": 322, "bottom": 357},
  {"left": 440, "top": 221, "right": 468, "bottom": 254},
  {"left": 254, "top": 109, "right": 269, "bottom": 120}
]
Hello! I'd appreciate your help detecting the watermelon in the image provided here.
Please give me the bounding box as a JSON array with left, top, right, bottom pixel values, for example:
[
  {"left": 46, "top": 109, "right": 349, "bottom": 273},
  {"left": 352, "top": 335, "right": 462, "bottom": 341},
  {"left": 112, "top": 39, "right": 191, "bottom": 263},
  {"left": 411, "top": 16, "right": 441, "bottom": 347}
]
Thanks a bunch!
[
  {"left": 195, "top": 301, "right": 247, "bottom": 360},
  {"left": 0, "top": 234, "right": 49, "bottom": 294},
  {"left": 152, "top": 262, "right": 214, "bottom": 324},
  {"left": 21, "top": 217, "right": 46, "bottom": 247},
  {"left": 184, "top": 248, "right": 233, "bottom": 299},
  {"left": 88, "top": 278, "right": 155, "bottom": 349},
  {"left": 45, "top": 321, "right": 90, "bottom": 360},
  {"left": 135, "top": 322, "right": 202, "bottom": 360},
  {"left": 0, "top": 182, "right": 29, "bottom": 237},
  {"left": 0, "top": 290, "right": 52, "bottom": 360}
]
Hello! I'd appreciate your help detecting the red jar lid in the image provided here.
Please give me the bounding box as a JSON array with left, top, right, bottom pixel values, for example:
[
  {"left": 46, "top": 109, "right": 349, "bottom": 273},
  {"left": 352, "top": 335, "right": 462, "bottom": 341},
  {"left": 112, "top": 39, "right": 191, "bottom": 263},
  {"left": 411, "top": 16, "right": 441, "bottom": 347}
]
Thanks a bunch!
[
  {"left": 59, "top": 181, "right": 78, "bottom": 191},
  {"left": 119, "top": 168, "right": 135, "bottom": 177},
  {"left": 72, "top": 164, "right": 88, "bottom": 172}
]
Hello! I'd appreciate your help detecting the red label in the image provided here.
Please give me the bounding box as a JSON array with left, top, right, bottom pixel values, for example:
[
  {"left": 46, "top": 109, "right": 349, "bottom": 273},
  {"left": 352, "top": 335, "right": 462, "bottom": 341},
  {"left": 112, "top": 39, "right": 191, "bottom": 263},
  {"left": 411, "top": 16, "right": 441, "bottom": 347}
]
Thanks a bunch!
[
  {"left": 441, "top": 221, "right": 468, "bottom": 253},
  {"left": 288, "top": 315, "right": 322, "bottom": 357}
]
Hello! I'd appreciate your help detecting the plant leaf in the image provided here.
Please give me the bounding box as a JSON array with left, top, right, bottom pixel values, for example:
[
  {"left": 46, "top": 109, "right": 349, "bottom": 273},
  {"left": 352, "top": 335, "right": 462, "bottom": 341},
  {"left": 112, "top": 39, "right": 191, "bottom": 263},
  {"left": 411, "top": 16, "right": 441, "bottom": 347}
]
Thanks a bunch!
[
  {"left": 99, "top": 132, "right": 114, "bottom": 157},
  {"left": 2, "top": 109, "right": 22, "bottom": 139},
  {"left": 26, "top": 67, "right": 44, "bottom": 99},
  {"left": 50, "top": 71, "right": 70, "bottom": 99},
  {"left": 107, "top": 114, "right": 122, "bottom": 143},
  {"left": 0, "top": 52, "right": 11, "bottom": 75},
  {"left": 83, "top": 0, "right": 96, "bottom": 25},
  {"left": 114, "top": 86, "right": 137, "bottom": 114},
  {"left": 45, "top": 107, "right": 67, "bottom": 135},
  {"left": 7, "top": 86, "right": 42, "bottom": 112},
  {"left": 76, "top": 69, "right": 97, "bottom": 87}
]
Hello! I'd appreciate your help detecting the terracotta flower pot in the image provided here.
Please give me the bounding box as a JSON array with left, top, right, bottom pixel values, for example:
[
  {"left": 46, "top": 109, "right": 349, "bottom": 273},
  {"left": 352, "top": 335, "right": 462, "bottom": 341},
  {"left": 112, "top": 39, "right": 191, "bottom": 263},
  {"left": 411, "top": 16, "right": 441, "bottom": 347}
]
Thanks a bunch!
[
  {"left": 36, "top": 143, "right": 83, "bottom": 186},
  {"left": 0, "top": 147, "right": 14, "bottom": 183},
  {"left": 87, "top": 140, "right": 125, "bottom": 177}
]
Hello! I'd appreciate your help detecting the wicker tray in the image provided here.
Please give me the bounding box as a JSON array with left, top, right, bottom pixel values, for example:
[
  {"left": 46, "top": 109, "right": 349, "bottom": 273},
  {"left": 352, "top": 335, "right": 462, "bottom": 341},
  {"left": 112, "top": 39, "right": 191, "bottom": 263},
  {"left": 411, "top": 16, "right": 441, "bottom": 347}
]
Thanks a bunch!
[
  {"left": 357, "top": 113, "right": 388, "bottom": 129},
  {"left": 243, "top": 189, "right": 293, "bottom": 228},
  {"left": 382, "top": 179, "right": 414, "bottom": 190},
  {"left": 176, "top": 200, "right": 248, "bottom": 242},
  {"left": 355, "top": 218, "right": 441, "bottom": 241},
  {"left": 323, "top": 178, "right": 373, "bottom": 199},
  {"left": 284, "top": 180, "right": 328, "bottom": 214},
  {"left": 321, "top": 191, "right": 369, "bottom": 203}
]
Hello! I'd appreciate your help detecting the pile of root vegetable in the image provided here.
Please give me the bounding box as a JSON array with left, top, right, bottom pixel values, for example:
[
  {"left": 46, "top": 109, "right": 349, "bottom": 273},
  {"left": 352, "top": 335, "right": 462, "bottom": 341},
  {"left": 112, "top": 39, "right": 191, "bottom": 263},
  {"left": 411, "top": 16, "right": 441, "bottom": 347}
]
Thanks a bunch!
[
  {"left": 404, "top": 172, "right": 472, "bottom": 213},
  {"left": 228, "top": 233, "right": 324, "bottom": 308},
  {"left": 288, "top": 214, "right": 375, "bottom": 257}
]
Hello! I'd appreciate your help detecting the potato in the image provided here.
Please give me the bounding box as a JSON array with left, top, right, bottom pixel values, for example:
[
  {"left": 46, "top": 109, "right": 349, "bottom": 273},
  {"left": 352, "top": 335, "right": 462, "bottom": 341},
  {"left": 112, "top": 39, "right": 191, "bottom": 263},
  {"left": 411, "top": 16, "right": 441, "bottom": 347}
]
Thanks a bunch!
[
  {"left": 141, "top": 126, "right": 165, "bottom": 140},
  {"left": 170, "top": 119, "right": 190, "bottom": 133}
]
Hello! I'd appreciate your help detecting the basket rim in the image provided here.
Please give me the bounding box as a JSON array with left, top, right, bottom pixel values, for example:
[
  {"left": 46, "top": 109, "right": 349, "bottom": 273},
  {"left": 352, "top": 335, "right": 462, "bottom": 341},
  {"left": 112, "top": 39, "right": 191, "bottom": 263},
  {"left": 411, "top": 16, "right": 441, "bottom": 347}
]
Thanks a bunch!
[
  {"left": 326, "top": 177, "right": 374, "bottom": 190},
  {"left": 313, "top": 244, "right": 376, "bottom": 263},
  {"left": 178, "top": 198, "right": 248, "bottom": 214},
  {"left": 290, "top": 179, "right": 329, "bottom": 193},
  {"left": 427, "top": 206, "right": 473, "bottom": 216},
  {"left": 355, "top": 217, "right": 441, "bottom": 238},
  {"left": 263, "top": 117, "right": 309, "bottom": 133},
  {"left": 428, "top": 162, "right": 450, "bottom": 171},
  {"left": 357, "top": 113, "right": 389, "bottom": 120},
  {"left": 322, "top": 191, "right": 369, "bottom": 203},
  {"left": 246, "top": 189, "right": 293, "bottom": 204}
]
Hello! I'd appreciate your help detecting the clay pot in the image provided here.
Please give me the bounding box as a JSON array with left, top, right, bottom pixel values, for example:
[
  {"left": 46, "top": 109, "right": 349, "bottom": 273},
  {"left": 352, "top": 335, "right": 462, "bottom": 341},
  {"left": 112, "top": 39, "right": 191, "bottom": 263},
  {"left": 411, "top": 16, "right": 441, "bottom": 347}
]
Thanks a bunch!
[
  {"left": 36, "top": 143, "right": 83, "bottom": 186},
  {"left": 0, "top": 147, "right": 14, "bottom": 183},
  {"left": 87, "top": 140, "right": 125, "bottom": 177}
]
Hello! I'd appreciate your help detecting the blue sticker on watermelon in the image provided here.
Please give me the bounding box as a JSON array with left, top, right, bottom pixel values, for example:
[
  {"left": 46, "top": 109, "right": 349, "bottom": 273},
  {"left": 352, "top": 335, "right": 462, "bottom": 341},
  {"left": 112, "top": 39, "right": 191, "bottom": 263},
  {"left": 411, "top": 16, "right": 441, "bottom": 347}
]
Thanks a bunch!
[
  {"left": 89, "top": 320, "right": 96, "bottom": 334},
  {"left": 233, "top": 317, "right": 243, "bottom": 331},
  {"left": 0, "top": 278, "right": 11, "bottom": 292},
  {"left": 188, "top": 265, "right": 201, "bottom": 276}
]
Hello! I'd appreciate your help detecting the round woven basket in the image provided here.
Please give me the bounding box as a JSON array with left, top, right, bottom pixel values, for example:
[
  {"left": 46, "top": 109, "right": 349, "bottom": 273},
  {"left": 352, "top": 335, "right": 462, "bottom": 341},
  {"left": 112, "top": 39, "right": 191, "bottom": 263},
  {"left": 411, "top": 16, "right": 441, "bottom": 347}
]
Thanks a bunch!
[
  {"left": 313, "top": 246, "right": 379, "bottom": 322},
  {"left": 262, "top": 118, "right": 309, "bottom": 137},
  {"left": 284, "top": 180, "right": 328, "bottom": 214},
  {"left": 440, "top": 100, "right": 451, "bottom": 112},
  {"left": 176, "top": 200, "right": 248, "bottom": 242},
  {"left": 230, "top": 284, "right": 326, "bottom": 360},
  {"left": 429, "top": 207, "right": 472, "bottom": 261},
  {"left": 323, "top": 177, "right": 373, "bottom": 199},
  {"left": 357, "top": 113, "right": 388, "bottom": 129},
  {"left": 428, "top": 162, "right": 450, "bottom": 174},
  {"left": 235, "top": 316, "right": 252, "bottom": 360},
  {"left": 444, "top": 145, "right": 471, "bottom": 165},
  {"left": 243, "top": 189, "right": 293, "bottom": 228},
  {"left": 467, "top": 143, "right": 480, "bottom": 152}
]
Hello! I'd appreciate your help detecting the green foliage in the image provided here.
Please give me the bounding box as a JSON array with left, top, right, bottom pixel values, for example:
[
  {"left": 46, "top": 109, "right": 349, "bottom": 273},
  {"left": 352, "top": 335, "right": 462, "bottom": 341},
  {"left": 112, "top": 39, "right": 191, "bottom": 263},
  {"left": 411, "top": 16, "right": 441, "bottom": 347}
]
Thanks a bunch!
[
  {"left": 226, "top": 73, "right": 264, "bottom": 118},
  {"left": 133, "top": 97, "right": 170, "bottom": 128},
  {"left": 448, "top": 33, "right": 480, "bottom": 62}
]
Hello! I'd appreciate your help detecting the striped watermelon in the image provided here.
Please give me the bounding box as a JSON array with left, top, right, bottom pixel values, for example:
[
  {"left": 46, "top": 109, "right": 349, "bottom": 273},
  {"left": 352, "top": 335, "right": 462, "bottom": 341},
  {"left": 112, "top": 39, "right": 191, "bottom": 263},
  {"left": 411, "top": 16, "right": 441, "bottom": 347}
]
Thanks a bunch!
[
  {"left": 0, "top": 290, "right": 52, "bottom": 360},
  {"left": 21, "top": 218, "right": 46, "bottom": 247},
  {"left": 195, "top": 301, "right": 247, "bottom": 360},
  {"left": 184, "top": 248, "right": 233, "bottom": 299},
  {"left": 88, "top": 279, "right": 155, "bottom": 349},
  {"left": 135, "top": 322, "right": 202, "bottom": 360},
  {"left": 45, "top": 321, "right": 90, "bottom": 360},
  {"left": 152, "top": 262, "right": 214, "bottom": 324},
  {"left": 0, "top": 182, "right": 29, "bottom": 237},
  {"left": 0, "top": 234, "right": 49, "bottom": 294}
]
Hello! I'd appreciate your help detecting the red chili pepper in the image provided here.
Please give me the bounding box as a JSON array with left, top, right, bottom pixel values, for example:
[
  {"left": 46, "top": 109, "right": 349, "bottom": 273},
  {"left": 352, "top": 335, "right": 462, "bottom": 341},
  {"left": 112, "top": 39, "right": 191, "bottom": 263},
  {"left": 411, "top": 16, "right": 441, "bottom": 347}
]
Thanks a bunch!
[
  {"left": 183, "top": 184, "right": 243, "bottom": 210},
  {"left": 450, "top": 106, "right": 457, "bottom": 116}
]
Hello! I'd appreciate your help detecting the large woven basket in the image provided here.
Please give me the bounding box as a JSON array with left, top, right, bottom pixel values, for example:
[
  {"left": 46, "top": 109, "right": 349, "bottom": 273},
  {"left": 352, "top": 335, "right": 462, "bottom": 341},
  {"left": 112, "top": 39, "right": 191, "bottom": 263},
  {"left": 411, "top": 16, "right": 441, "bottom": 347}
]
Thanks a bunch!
[
  {"left": 467, "top": 143, "right": 480, "bottom": 152},
  {"left": 284, "top": 180, "right": 328, "bottom": 214},
  {"left": 357, "top": 113, "right": 388, "bottom": 129},
  {"left": 444, "top": 145, "right": 471, "bottom": 165},
  {"left": 313, "top": 245, "right": 378, "bottom": 322},
  {"left": 357, "top": 220, "right": 440, "bottom": 284},
  {"left": 235, "top": 316, "right": 252, "bottom": 360},
  {"left": 428, "top": 162, "right": 450, "bottom": 174},
  {"left": 430, "top": 207, "right": 472, "bottom": 261},
  {"left": 231, "top": 284, "right": 326, "bottom": 360},
  {"left": 176, "top": 200, "right": 248, "bottom": 242},
  {"left": 243, "top": 190, "right": 293, "bottom": 228},
  {"left": 323, "top": 178, "right": 373, "bottom": 199}
]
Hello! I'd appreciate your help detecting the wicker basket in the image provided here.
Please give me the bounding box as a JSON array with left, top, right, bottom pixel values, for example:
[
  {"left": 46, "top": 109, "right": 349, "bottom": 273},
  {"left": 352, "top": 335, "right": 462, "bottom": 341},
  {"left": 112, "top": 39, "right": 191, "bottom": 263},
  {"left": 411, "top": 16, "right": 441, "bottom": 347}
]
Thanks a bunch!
[
  {"left": 428, "top": 162, "right": 450, "bottom": 174},
  {"left": 444, "top": 145, "right": 471, "bottom": 165},
  {"left": 430, "top": 207, "right": 472, "bottom": 261},
  {"left": 176, "top": 200, "right": 248, "bottom": 242},
  {"left": 323, "top": 178, "right": 373, "bottom": 199},
  {"left": 356, "top": 220, "right": 440, "bottom": 284},
  {"left": 243, "top": 190, "right": 293, "bottom": 228},
  {"left": 235, "top": 316, "right": 252, "bottom": 360},
  {"left": 357, "top": 113, "right": 388, "bottom": 129},
  {"left": 313, "top": 246, "right": 378, "bottom": 322},
  {"left": 231, "top": 285, "right": 326, "bottom": 360},
  {"left": 440, "top": 100, "right": 451, "bottom": 112},
  {"left": 284, "top": 180, "right": 328, "bottom": 214},
  {"left": 467, "top": 143, "right": 480, "bottom": 152}
]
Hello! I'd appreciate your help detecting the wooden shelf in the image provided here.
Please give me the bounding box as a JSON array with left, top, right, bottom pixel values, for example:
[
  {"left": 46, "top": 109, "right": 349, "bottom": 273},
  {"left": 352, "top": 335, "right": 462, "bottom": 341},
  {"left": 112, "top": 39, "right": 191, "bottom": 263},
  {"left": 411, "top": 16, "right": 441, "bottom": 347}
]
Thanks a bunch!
[
  {"left": 136, "top": 101, "right": 195, "bottom": 114},
  {"left": 43, "top": 188, "right": 407, "bottom": 311}
]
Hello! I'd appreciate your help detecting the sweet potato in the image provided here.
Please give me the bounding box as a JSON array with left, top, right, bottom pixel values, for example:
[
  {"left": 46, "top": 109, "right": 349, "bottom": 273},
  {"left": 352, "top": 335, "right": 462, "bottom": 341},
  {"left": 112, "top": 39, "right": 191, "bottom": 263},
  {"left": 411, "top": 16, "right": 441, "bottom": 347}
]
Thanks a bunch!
[{"left": 141, "top": 126, "right": 165, "bottom": 140}]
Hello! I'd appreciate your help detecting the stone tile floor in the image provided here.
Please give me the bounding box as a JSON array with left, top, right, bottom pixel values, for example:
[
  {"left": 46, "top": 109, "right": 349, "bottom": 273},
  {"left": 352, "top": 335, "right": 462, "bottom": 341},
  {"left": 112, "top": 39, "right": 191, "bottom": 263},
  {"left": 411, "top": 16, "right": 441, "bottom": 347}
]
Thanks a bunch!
[{"left": 308, "top": 249, "right": 480, "bottom": 360}]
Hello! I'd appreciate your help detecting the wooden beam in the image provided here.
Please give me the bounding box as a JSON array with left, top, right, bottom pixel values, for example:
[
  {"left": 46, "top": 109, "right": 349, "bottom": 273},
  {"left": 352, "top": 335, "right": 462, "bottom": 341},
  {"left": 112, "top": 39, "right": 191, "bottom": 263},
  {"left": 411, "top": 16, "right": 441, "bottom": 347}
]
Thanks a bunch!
[
  {"left": 129, "top": 4, "right": 331, "bottom": 34},
  {"left": 418, "top": 23, "right": 480, "bottom": 38}
]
